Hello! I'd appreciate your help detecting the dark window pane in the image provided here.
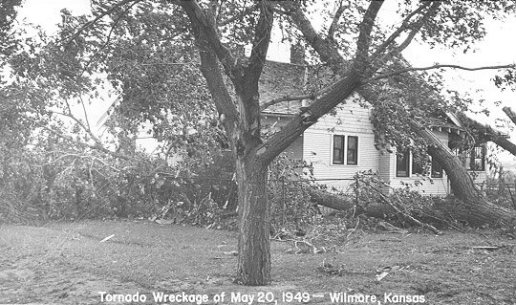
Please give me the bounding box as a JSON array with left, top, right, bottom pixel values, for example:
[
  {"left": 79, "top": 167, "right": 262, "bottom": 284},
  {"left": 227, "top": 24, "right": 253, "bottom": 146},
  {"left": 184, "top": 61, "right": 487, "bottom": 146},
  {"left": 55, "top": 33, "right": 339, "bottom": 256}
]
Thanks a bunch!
[
  {"left": 333, "top": 135, "right": 344, "bottom": 164},
  {"left": 347, "top": 136, "right": 358, "bottom": 165},
  {"left": 396, "top": 150, "right": 410, "bottom": 177},
  {"left": 431, "top": 157, "right": 443, "bottom": 178}
]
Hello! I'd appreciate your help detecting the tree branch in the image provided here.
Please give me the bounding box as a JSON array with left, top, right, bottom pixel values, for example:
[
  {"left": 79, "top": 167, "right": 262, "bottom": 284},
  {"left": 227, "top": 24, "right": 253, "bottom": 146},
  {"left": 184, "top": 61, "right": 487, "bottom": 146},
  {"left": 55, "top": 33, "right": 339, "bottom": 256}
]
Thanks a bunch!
[
  {"left": 260, "top": 93, "right": 315, "bottom": 112},
  {"left": 244, "top": 1, "right": 274, "bottom": 90},
  {"left": 502, "top": 106, "right": 516, "bottom": 126},
  {"left": 327, "top": 0, "right": 346, "bottom": 42},
  {"left": 42, "top": 126, "right": 130, "bottom": 160},
  {"left": 218, "top": 3, "right": 257, "bottom": 26},
  {"left": 461, "top": 114, "right": 516, "bottom": 156},
  {"left": 79, "top": 96, "right": 91, "bottom": 131},
  {"left": 258, "top": 68, "right": 362, "bottom": 164},
  {"left": 376, "top": 2, "right": 441, "bottom": 67},
  {"left": 50, "top": 110, "right": 103, "bottom": 149},
  {"left": 61, "top": 0, "right": 144, "bottom": 45},
  {"left": 180, "top": 0, "right": 240, "bottom": 82},
  {"left": 259, "top": 2, "right": 384, "bottom": 164},
  {"left": 180, "top": 1, "right": 238, "bottom": 138},
  {"left": 354, "top": 1, "right": 384, "bottom": 64},
  {"left": 368, "top": 64, "right": 516, "bottom": 82},
  {"left": 371, "top": 2, "right": 431, "bottom": 59},
  {"left": 278, "top": 1, "right": 343, "bottom": 69}
]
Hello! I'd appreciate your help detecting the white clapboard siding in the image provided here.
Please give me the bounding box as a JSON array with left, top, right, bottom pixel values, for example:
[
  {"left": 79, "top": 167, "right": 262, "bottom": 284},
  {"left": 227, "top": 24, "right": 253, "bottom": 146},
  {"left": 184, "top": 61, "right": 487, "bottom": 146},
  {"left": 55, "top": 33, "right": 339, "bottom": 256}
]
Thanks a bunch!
[
  {"left": 308, "top": 94, "right": 373, "bottom": 134},
  {"left": 303, "top": 97, "right": 380, "bottom": 192}
]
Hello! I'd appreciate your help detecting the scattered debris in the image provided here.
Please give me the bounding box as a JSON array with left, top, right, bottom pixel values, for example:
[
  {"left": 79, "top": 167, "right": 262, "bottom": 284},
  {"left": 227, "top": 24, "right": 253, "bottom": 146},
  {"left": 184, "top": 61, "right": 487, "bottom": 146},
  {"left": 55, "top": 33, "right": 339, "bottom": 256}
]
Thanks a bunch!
[
  {"left": 99, "top": 234, "right": 115, "bottom": 243},
  {"left": 472, "top": 246, "right": 500, "bottom": 251},
  {"left": 155, "top": 219, "right": 174, "bottom": 225}
]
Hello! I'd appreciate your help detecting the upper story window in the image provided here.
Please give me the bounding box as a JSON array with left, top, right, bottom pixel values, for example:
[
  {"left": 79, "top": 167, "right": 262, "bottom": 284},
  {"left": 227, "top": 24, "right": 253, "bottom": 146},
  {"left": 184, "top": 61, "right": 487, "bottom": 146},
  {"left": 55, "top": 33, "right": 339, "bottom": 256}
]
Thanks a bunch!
[
  {"left": 333, "top": 135, "right": 345, "bottom": 164},
  {"left": 333, "top": 135, "right": 358, "bottom": 165},
  {"left": 347, "top": 136, "right": 358, "bottom": 165}
]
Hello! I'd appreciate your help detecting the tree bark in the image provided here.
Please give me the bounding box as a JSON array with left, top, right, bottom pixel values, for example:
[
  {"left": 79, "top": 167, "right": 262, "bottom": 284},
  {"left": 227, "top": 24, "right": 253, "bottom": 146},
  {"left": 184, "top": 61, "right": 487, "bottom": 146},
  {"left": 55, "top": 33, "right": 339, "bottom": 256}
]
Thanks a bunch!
[
  {"left": 417, "top": 126, "right": 516, "bottom": 227},
  {"left": 502, "top": 106, "right": 516, "bottom": 126},
  {"left": 235, "top": 158, "right": 270, "bottom": 285}
]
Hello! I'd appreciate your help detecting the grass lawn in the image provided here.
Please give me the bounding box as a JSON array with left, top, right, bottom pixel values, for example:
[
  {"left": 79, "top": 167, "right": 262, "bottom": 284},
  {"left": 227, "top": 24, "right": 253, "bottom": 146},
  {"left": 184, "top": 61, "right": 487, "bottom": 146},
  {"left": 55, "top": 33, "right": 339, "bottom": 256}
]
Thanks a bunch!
[{"left": 1, "top": 219, "right": 515, "bottom": 304}]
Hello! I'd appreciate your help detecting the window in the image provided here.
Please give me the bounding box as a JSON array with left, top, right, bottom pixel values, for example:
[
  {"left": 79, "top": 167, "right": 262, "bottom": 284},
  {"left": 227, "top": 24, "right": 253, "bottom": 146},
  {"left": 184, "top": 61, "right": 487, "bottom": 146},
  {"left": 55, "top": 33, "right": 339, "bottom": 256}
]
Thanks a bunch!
[
  {"left": 333, "top": 135, "right": 345, "bottom": 164},
  {"left": 411, "top": 153, "right": 427, "bottom": 175},
  {"left": 396, "top": 150, "right": 410, "bottom": 177},
  {"left": 347, "top": 136, "right": 358, "bottom": 165},
  {"left": 398, "top": 149, "right": 444, "bottom": 178},
  {"left": 470, "top": 145, "right": 485, "bottom": 171},
  {"left": 431, "top": 157, "right": 443, "bottom": 178}
]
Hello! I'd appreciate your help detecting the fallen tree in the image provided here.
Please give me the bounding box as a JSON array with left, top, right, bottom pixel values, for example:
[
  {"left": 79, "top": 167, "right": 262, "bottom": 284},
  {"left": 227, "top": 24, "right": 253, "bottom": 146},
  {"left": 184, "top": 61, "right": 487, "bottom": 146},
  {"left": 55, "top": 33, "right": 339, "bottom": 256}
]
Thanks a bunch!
[{"left": 306, "top": 180, "right": 513, "bottom": 229}]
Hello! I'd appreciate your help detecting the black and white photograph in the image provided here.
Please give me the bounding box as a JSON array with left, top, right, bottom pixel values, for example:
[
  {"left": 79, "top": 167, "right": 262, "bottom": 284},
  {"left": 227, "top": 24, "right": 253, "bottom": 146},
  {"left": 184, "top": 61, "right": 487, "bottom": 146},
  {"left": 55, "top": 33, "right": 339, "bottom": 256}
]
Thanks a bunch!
[{"left": 1, "top": 0, "right": 515, "bottom": 304}]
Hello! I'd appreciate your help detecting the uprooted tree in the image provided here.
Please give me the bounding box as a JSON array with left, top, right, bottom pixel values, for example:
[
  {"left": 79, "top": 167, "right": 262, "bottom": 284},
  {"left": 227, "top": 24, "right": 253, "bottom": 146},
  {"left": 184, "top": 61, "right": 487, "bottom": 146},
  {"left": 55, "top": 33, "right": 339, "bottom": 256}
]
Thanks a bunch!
[{"left": 6, "top": 0, "right": 516, "bottom": 285}]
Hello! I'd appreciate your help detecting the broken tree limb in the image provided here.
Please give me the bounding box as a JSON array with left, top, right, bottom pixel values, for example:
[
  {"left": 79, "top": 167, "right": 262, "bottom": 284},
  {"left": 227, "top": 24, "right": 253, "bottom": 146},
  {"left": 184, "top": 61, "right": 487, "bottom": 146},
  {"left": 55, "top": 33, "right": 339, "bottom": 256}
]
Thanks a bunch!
[
  {"left": 305, "top": 184, "right": 441, "bottom": 232},
  {"left": 502, "top": 106, "right": 516, "bottom": 126},
  {"left": 460, "top": 115, "right": 516, "bottom": 156},
  {"left": 375, "top": 189, "right": 442, "bottom": 235}
]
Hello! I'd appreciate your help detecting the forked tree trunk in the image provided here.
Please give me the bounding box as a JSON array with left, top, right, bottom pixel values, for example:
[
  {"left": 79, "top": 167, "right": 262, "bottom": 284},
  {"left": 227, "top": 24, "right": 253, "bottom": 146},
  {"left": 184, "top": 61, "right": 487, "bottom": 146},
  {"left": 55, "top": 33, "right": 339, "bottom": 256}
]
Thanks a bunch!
[
  {"left": 418, "top": 127, "right": 516, "bottom": 227},
  {"left": 235, "top": 157, "right": 271, "bottom": 285}
]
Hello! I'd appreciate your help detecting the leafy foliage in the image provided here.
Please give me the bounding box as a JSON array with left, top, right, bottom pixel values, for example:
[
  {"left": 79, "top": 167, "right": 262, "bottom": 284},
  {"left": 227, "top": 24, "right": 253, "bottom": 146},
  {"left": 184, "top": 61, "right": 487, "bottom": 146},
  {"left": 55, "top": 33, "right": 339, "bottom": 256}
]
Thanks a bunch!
[{"left": 268, "top": 153, "right": 317, "bottom": 231}]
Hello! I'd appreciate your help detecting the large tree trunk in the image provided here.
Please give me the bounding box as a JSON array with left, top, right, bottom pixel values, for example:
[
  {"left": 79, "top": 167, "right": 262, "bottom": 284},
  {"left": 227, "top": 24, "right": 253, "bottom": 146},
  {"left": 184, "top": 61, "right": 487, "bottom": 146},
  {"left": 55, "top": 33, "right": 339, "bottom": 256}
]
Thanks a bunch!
[
  {"left": 235, "top": 157, "right": 271, "bottom": 285},
  {"left": 418, "top": 127, "right": 516, "bottom": 227}
]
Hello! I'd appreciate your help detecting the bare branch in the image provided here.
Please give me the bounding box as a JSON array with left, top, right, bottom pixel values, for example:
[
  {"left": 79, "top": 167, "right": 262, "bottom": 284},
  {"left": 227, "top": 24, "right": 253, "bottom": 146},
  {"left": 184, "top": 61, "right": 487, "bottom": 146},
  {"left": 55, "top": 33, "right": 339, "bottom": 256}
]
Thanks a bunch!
[
  {"left": 218, "top": 3, "right": 257, "bottom": 26},
  {"left": 260, "top": 93, "right": 316, "bottom": 112},
  {"left": 49, "top": 152, "right": 124, "bottom": 172},
  {"left": 50, "top": 109, "right": 103, "bottom": 150},
  {"left": 61, "top": 0, "right": 144, "bottom": 45},
  {"left": 371, "top": 2, "right": 431, "bottom": 59},
  {"left": 376, "top": 2, "right": 441, "bottom": 66},
  {"left": 79, "top": 0, "right": 143, "bottom": 77},
  {"left": 42, "top": 126, "right": 130, "bottom": 160},
  {"left": 503, "top": 106, "right": 516, "bottom": 126},
  {"left": 79, "top": 96, "right": 91, "bottom": 131},
  {"left": 245, "top": 2, "right": 274, "bottom": 89},
  {"left": 355, "top": 1, "right": 384, "bottom": 64},
  {"left": 137, "top": 61, "right": 195, "bottom": 67},
  {"left": 278, "top": 1, "right": 343, "bottom": 68},
  {"left": 368, "top": 64, "right": 516, "bottom": 82},
  {"left": 327, "top": 0, "right": 346, "bottom": 42}
]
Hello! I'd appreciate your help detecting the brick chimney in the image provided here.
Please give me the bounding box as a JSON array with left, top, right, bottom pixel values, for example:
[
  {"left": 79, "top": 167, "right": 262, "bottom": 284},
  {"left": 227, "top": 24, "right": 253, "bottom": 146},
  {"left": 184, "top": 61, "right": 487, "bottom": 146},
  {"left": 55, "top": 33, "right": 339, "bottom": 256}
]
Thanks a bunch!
[{"left": 290, "top": 43, "right": 305, "bottom": 65}]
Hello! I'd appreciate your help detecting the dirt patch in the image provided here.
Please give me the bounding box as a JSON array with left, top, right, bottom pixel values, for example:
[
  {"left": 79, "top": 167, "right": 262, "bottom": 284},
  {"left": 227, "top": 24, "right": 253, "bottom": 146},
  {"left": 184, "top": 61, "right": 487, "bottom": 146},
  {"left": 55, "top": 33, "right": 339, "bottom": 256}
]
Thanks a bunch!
[{"left": 1, "top": 220, "right": 515, "bottom": 304}]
